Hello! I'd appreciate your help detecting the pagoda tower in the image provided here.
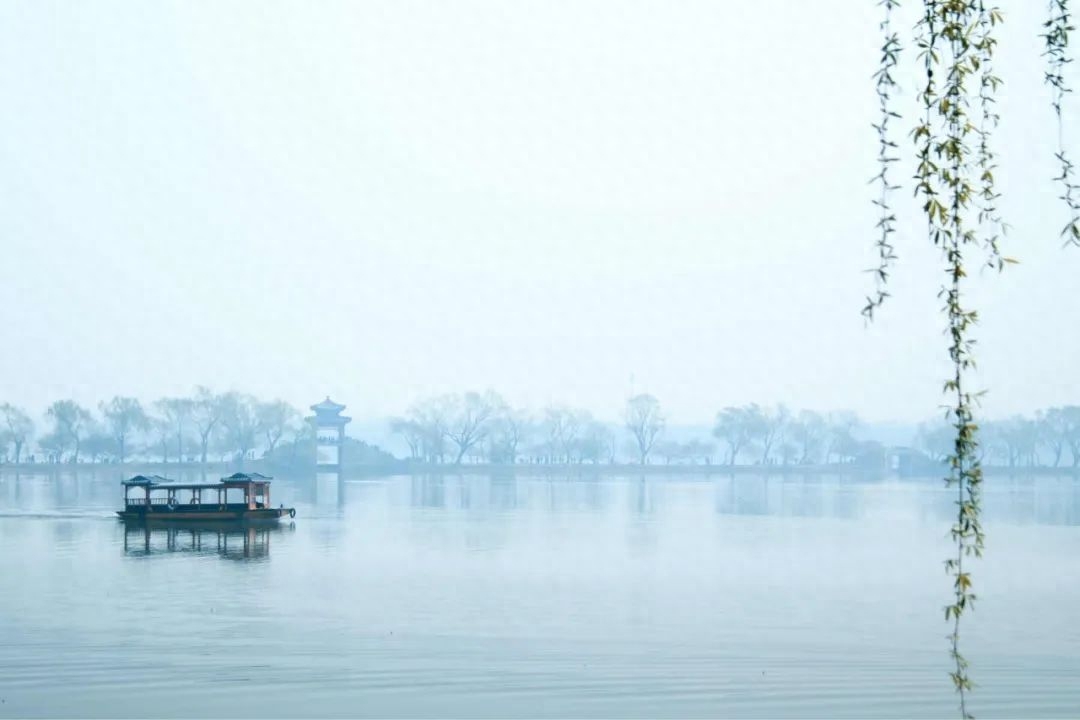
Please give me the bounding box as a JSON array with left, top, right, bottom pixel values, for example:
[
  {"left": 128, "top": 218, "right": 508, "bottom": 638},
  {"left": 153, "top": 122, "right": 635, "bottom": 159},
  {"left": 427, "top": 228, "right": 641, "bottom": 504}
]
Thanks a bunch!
[{"left": 308, "top": 397, "right": 351, "bottom": 470}]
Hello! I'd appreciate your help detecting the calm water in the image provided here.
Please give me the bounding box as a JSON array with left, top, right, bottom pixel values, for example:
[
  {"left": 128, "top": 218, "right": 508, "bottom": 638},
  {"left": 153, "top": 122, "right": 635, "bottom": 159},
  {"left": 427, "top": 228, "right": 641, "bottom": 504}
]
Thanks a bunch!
[{"left": 1, "top": 470, "right": 1078, "bottom": 718}]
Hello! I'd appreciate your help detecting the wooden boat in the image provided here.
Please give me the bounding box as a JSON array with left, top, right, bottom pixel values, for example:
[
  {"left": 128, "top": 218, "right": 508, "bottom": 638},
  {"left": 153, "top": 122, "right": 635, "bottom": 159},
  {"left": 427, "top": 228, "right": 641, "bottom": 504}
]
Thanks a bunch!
[{"left": 117, "top": 472, "right": 295, "bottom": 523}]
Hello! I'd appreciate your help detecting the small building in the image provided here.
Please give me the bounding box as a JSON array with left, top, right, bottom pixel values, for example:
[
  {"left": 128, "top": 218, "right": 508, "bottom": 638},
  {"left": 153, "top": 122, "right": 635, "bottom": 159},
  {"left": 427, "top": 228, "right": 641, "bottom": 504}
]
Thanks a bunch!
[{"left": 308, "top": 397, "right": 351, "bottom": 470}]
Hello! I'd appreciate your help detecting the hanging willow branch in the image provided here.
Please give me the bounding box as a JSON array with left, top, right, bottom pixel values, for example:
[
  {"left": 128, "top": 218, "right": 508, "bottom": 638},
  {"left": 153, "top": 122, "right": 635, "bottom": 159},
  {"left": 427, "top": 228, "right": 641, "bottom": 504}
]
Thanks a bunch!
[
  {"left": 871, "top": 1, "right": 1074, "bottom": 717},
  {"left": 865, "top": 0, "right": 902, "bottom": 319},
  {"left": 1044, "top": 0, "right": 1080, "bottom": 245}
]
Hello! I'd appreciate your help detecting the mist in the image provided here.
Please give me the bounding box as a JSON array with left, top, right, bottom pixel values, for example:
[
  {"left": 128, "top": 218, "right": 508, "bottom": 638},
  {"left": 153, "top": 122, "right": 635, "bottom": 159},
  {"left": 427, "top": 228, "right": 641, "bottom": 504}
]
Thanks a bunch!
[{"left": 1, "top": 1, "right": 1077, "bottom": 424}]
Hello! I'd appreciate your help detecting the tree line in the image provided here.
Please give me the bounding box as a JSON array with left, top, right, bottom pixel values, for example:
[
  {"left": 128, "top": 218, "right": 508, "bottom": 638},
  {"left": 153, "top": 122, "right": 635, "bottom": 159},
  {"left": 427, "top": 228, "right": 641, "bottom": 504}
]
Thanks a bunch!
[
  {"left": 917, "top": 407, "right": 1080, "bottom": 469},
  {"left": 391, "top": 395, "right": 880, "bottom": 467},
  {"left": 4, "top": 389, "right": 1080, "bottom": 469},
  {"left": 0, "top": 388, "right": 305, "bottom": 465}
]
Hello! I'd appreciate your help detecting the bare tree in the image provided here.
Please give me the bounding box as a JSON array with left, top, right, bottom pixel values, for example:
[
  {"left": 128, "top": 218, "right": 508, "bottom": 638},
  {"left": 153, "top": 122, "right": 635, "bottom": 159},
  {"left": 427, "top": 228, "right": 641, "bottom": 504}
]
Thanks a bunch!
[
  {"left": 150, "top": 417, "right": 172, "bottom": 463},
  {"left": 824, "top": 411, "right": 861, "bottom": 464},
  {"left": 220, "top": 392, "right": 260, "bottom": 463},
  {"left": 155, "top": 397, "right": 193, "bottom": 462},
  {"left": 407, "top": 397, "right": 450, "bottom": 463},
  {"left": 100, "top": 396, "right": 149, "bottom": 463},
  {"left": 190, "top": 386, "right": 225, "bottom": 464},
  {"left": 542, "top": 405, "right": 586, "bottom": 463},
  {"left": 713, "top": 406, "right": 754, "bottom": 465},
  {"left": 487, "top": 409, "right": 531, "bottom": 464},
  {"left": 576, "top": 420, "right": 611, "bottom": 464},
  {"left": 445, "top": 390, "right": 504, "bottom": 464},
  {"left": 789, "top": 410, "right": 828, "bottom": 464},
  {"left": 0, "top": 403, "right": 34, "bottom": 463},
  {"left": 46, "top": 400, "right": 92, "bottom": 463},
  {"left": 257, "top": 400, "right": 300, "bottom": 454},
  {"left": 624, "top": 394, "right": 665, "bottom": 465},
  {"left": 754, "top": 404, "right": 789, "bottom": 464},
  {"left": 390, "top": 417, "right": 424, "bottom": 460}
]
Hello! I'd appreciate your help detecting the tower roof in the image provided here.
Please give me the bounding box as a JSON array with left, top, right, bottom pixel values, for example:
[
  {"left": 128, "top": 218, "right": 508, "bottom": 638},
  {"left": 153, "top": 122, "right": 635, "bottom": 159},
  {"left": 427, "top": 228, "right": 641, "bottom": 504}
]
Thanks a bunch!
[{"left": 310, "top": 396, "right": 346, "bottom": 413}]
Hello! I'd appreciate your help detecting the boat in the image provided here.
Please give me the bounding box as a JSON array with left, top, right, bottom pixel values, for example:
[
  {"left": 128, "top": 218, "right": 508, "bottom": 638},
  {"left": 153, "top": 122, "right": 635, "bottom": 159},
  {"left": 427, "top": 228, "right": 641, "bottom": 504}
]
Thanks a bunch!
[{"left": 117, "top": 472, "right": 296, "bottom": 523}]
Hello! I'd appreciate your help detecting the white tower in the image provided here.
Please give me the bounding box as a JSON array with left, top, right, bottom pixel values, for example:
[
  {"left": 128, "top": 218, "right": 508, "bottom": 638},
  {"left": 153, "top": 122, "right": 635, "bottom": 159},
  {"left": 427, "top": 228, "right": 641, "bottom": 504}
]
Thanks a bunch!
[
  {"left": 309, "top": 397, "right": 350, "bottom": 469},
  {"left": 308, "top": 397, "right": 350, "bottom": 507}
]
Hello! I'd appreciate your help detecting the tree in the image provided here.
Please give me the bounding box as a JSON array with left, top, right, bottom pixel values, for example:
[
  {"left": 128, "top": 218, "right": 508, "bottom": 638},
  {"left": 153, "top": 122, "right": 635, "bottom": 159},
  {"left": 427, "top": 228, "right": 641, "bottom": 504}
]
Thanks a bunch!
[
  {"left": 487, "top": 409, "right": 531, "bottom": 464},
  {"left": 1062, "top": 407, "right": 1080, "bottom": 468},
  {"left": 256, "top": 400, "right": 300, "bottom": 455},
  {"left": 683, "top": 439, "right": 715, "bottom": 465},
  {"left": 45, "top": 400, "right": 92, "bottom": 463},
  {"left": 444, "top": 390, "right": 504, "bottom": 465},
  {"left": 789, "top": 410, "right": 827, "bottom": 464},
  {"left": 623, "top": 394, "right": 665, "bottom": 465},
  {"left": 541, "top": 405, "right": 585, "bottom": 463},
  {"left": 150, "top": 417, "right": 172, "bottom": 463},
  {"left": 82, "top": 425, "right": 116, "bottom": 463},
  {"left": 155, "top": 397, "right": 193, "bottom": 463},
  {"left": 406, "top": 397, "right": 449, "bottom": 463},
  {"left": 220, "top": 393, "right": 259, "bottom": 463},
  {"left": 576, "top": 420, "right": 611, "bottom": 464},
  {"left": 654, "top": 440, "right": 684, "bottom": 465},
  {"left": 825, "top": 412, "right": 861, "bottom": 465},
  {"left": 190, "top": 386, "right": 225, "bottom": 464},
  {"left": 99, "top": 396, "right": 149, "bottom": 463},
  {"left": 917, "top": 421, "right": 955, "bottom": 463},
  {"left": 390, "top": 417, "right": 424, "bottom": 460},
  {"left": 0, "top": 403, "right": 34, "bottom": 463},
  {"left": 713, "top": 406, "right": 755, "bottom": 465},
  {"left": 753, "top": 404, "right": 789, "bottom": 464}
]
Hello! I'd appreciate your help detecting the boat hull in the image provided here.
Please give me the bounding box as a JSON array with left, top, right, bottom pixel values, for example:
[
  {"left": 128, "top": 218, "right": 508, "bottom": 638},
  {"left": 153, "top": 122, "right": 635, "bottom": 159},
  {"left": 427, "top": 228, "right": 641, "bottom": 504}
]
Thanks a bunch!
[{"left": 117, "top": 506, "right": 294, "bottom": 523}]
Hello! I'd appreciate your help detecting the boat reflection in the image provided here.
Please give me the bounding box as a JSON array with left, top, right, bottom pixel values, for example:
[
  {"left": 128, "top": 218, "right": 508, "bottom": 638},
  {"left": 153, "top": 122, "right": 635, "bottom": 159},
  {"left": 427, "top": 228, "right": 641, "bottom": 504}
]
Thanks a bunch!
[{"left": 121, "top": 521, "right": 293, "bottom": 561}]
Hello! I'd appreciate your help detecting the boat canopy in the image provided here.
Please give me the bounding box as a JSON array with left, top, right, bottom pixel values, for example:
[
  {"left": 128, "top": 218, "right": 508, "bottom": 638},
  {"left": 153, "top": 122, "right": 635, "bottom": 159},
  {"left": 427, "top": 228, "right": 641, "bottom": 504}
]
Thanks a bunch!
[{"left": 122, "top": 473, "right": 274, "bottom": 491}]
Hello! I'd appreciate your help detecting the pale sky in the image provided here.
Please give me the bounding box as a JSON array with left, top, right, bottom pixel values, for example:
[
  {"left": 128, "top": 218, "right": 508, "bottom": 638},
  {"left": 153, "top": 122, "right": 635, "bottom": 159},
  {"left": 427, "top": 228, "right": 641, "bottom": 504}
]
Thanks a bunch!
[{"left": 0, "top": 1, "right": 1076, "bottom": 425}]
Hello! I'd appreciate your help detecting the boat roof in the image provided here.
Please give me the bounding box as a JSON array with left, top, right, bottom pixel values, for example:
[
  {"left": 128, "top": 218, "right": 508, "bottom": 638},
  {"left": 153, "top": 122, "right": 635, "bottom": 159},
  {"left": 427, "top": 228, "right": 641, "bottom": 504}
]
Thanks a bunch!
[
  {"left": 122, "top": 472, "right": 273, "bottom": 489},
  {"left": 310, "top": 396, "right": 346, "bottom": 412},
  {"left": 122, "top": 474, "right": 172, "bottom": 486}
]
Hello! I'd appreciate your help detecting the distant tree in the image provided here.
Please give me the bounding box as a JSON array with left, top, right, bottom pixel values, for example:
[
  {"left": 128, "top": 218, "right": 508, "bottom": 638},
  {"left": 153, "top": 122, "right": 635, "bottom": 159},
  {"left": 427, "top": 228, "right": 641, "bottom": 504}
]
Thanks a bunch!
[
  {"left": 37, "top": 429, "right": 67, "bottom": 463},
  {"left": 654, "top": 440, "right": 684, "bottom": 465},
  {"left": 150, "top": 417, "right": 172, "bottom": 463},
  {"left": 683, "top": 438, "right": 715, "bottom": 464},
  {"left": 623, "top": 394, "right": 665, "bottom": 465},
  {"left": 825, "top": 411, "right": 861, "bottom": 464},
  {"left": 789, "top": 410, "right": 828, "bottom": 464},
  {"left": 917, "top": 421, "right": 956, "bottom": 463},
  {"left": 1063, "top": 407, "right": 1080, "bottom": 468},
  {"left": 777, "top": 441, "right": 798, "bottom": 466},
  {"left": 99, "top": 396, "right": 149, "bottom": 463},
  {"left": 0, "top": 403, "right": 34, "bottom": 463},
  {"left": 155, "top": 397, "right": 194, "bottom": 463},
  {"left": 406, "top": 397, "right": 449, "bottom": 463},
  {"left": 542, "top": 405, "right": 585, "bottom": 463},
  {"left": 576, "top": 420, "right": 611, "bottom": 464},
  {"left": 487, "top": 409, "right": 532, "bottom": 464},
  {"left": 256, "top": 400, "right": 300, "bottom": 455},
  {"left": 753, "top": 404, "right": 789, "bottom": 464},
  {"left": 82, "top": 426, "right": 116, "bottom": 463},
  {"left": 389, "top": 417, "right": 424, "bottom": 460},
  {"left": 713, "top": 406, "right": 755, "bottom": 465},
  {"left": 220, "top": 393, "right": 260, "bottom": 463},
  {"left": 190, "top": 386, "right": 225, "bottom": 464},
  {"left": 1035, "top": 407, "right": 1070, "bottom": 468},
  {"left": 46, "top": 400, "right": 92, "bottom": 463},
  {"left": 444, "top": 390, "right": 505, "bottom": 465}
]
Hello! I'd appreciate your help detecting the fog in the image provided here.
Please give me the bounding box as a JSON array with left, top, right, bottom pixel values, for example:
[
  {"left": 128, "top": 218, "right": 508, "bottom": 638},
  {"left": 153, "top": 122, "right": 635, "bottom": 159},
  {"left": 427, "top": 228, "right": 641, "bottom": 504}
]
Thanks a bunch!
[{"left": 1, "top": 1, "right": 1077, "bottom": 426}]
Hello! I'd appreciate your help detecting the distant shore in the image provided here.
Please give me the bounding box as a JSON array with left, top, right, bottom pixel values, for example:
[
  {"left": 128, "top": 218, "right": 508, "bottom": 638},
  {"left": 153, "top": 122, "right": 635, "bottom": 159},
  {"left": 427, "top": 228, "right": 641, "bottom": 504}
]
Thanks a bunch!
[{"left": 1, "top": 460, "right": 1077, "bottom": 478}]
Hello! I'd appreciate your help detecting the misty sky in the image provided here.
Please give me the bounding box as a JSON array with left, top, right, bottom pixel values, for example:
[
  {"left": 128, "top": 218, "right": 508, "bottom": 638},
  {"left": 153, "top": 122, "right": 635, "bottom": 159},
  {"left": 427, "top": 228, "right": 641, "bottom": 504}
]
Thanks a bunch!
[{"left": 1, "top": 1, "right": 1077, "bottom": 425}]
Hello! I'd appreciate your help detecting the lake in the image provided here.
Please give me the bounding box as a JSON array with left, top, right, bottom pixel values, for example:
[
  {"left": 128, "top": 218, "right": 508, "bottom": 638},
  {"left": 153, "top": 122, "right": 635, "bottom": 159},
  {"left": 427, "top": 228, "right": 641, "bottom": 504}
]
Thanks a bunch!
[{"left": 1, "top": 470, "right": 1078, "bottom": 718}]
